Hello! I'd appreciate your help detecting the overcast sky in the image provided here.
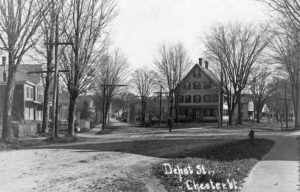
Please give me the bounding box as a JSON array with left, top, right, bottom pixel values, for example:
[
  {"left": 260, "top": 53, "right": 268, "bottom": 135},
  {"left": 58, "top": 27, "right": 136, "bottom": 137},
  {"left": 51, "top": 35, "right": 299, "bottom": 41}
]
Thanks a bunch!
[{"left": 110, "top": 0, "right": 271, "bottom": 70}]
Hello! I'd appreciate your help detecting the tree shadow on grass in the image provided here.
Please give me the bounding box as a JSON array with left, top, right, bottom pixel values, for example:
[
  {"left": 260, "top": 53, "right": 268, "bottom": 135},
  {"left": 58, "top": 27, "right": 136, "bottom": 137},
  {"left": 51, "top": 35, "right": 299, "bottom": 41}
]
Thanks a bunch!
[{"left": 37, "top": 137, "right": 275, "bottom": 161}]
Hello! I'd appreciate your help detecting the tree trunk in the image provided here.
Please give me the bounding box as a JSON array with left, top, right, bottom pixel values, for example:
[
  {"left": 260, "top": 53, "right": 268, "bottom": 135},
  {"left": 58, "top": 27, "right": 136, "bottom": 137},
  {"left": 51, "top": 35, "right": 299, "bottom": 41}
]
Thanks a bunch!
[
  {"left": 103, "top": 95, "right": 111, "bottom": 127},
  {"left": 67, "top": 93, "right": 77, "bottom": 136},
  {"left": 294, "top": 83, "right": 299, "bottom": 128},
  {"left": 141, "top": 99, "right": 145, "bottom": 125},
  {"left": 237, "top": 92, "right": 242, "bottom": 124},
  {"left": 175, "top": 92, "right": 179, "bottom": 127},
  {"left": 256, "top": 110, "right": 260, "bottom": 123},
  {"left": 42, "top": 75, "right": 51, "bottom": 133},
  {"left": 168, "top": 93, "right": 173, "bottom": 132},
  {"left": 2, "top": 63, "right": 17, "bottom": 142},
  {"left": 226, "top": 96, "right": 233, "bottom": 126},
  {"left": 220, "top": 89, "right": 223, "bottom": 126},
  {"left": 296, "top": 89, "right": 300, "bottom": 128},
  {"left": 41, "top": 3, "right": 55, "bottom": 134},
  {"left": 228, "top": 109, "right": 233, "bottom": 126}
]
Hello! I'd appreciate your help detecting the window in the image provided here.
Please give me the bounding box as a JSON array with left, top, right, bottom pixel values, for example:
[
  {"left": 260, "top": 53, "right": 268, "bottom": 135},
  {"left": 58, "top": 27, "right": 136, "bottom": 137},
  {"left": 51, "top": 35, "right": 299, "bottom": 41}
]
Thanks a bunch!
[
  {"left": 178, "top": 95, "right": 184, "bottom": 103},
  {"left": 36, "top": 110, "right": 42, "bottom": 121},
  {"left": 37, "top": 87, "right": 43, "bottom": 102},
  {"left": 212, "top": 94, "right": 218, "bottom": 102},
  {"left": 25, "top": 107, "right": 34, "bottom": 120},
  {"left": 203, "top": 81, "right": 211, "bottom": 89},
  {"left": 60, "top": 108, "right": 68, "bottom": 120},
  {"left": 195, "top": 110, "right": 201, "bottom": 118},
  {"left": 204, "top": 109, "right": 215, "bottom": 117},
  {"left": 193, "top": 69, "right": 201, "bottom": 78},
  {"left": 179, "top": 109, "right": 186, "bottom": 116},
  {"left": 193, "top": 95, "right": 201, "bottom": 103},
  {"left": 213, "top": 109, "right": 218, "bottom": 117},
  {"left": 25, "top": 86, "right": 34, "bottom": 100},
  {"left": 223, "top": 109, "right": 228, "bottom": 116},
  {"left": 193, "top": 82, "right": 201, "bottom": 89},
  {"left": 185, "top": 95, "right": 191, "bottom": 103},
  {"left": 184, "top": 82, "right": 191, "bottom": 90},
  {"left": 203, "top": 95, "right": 211, "bottom": 102}
]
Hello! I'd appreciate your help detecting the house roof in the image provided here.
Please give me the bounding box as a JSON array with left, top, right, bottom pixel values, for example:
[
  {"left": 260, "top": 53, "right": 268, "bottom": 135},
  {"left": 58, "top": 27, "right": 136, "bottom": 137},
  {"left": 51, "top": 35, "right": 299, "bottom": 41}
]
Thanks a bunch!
[
  {"left": 0, "top": 64, "right": 42, "bottom": 84},
  {"left": 177, "top": 63, "right": 218, "bottom": 90}
]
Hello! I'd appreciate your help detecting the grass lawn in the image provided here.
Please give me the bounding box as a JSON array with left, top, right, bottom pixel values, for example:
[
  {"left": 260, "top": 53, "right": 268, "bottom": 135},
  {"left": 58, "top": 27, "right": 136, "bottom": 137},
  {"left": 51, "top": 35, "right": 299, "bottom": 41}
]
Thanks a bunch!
[
  {"left": 153, "top": 138, "right": 275, "bottom": 192},
  {"left": 0, "top": 136, "right": 84, "bottom": 151}
]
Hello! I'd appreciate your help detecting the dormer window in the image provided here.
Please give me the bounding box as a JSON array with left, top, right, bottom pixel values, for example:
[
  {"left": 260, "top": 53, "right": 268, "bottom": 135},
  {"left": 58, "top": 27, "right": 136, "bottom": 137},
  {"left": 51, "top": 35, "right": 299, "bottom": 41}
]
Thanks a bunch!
[{"left": 193, "top": 69, "right": 201, "bottom": 78}]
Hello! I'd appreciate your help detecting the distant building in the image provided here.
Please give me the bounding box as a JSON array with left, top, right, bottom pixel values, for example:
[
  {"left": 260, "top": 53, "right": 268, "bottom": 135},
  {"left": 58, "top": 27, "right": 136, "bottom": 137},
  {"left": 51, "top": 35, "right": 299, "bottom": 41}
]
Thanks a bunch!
[{"left": 176, "top": 58, "right": 219, "bottom": 122}]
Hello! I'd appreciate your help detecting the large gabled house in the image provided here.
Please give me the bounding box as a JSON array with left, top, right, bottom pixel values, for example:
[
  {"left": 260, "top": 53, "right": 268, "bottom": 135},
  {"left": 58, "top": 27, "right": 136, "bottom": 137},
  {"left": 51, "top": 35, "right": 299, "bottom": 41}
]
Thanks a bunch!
[{"left": 176, "top": 58, "right": 220, "bottom": 122}]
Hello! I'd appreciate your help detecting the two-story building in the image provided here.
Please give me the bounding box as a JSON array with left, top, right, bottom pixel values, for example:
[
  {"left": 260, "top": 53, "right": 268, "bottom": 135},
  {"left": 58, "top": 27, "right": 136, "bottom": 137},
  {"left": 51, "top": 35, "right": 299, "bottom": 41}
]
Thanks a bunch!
[
  {"left": 0, "top": 58, "right": 44, "bottom": 123},
  {"left": 0, "top": 57, "right": 70, "bottom": 136},
  {"left": 177, "top": 58, "right": 219, "bottom": 122},
  {"left": 0, "top": 57, "right": 45, "bottom": 136}
]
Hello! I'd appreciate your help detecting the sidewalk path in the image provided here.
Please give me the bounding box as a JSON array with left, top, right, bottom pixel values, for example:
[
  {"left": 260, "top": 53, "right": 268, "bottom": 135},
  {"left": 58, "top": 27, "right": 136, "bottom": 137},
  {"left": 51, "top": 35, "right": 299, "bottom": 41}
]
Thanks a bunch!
[{"left": 241, "top": 131, "right": 300, "bottom": 192}]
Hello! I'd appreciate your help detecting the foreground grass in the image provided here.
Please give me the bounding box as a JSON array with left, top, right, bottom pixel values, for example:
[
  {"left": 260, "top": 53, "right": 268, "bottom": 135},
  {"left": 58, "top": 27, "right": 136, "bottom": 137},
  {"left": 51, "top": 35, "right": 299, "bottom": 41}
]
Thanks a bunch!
[
  {"left": 0, "top": 136, "right": 85, "bottom": 151},
  {"left": 153, "top": 139, "right": 275, "bottom": 192}
]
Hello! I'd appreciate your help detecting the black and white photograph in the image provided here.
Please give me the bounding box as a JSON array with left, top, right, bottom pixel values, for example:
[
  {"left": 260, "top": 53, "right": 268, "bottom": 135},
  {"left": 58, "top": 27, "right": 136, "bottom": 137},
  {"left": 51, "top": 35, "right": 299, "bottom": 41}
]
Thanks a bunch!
[{"left": 0, "top": 0, "right": 299, "bottom": 191}]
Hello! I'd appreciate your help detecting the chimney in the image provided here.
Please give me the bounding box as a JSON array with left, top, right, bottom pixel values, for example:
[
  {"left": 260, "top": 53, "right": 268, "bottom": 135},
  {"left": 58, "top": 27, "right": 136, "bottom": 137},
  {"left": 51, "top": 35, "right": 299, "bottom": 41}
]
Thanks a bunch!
[
  {"left": 2, "top": 56, "right": 6, "bottom": 82},
  {"left": 205, "top": 61, "right": 209, "bottom": 69},
  {"left": 198, "top": 58, "right": 202, "bottom": 66}
]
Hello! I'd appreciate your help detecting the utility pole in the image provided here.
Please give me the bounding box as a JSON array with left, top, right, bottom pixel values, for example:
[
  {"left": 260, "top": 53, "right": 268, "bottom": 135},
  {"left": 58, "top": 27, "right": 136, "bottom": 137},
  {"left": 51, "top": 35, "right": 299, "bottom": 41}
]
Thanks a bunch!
[
  {"left": 27, "top": 68, "right": 69, "bottom": 138},
  {"left": 48, "top": 13, "right": 72, "bottom": 140},
  {"left": 31, "top": 7, "right": 72, "bottom": 140},
  {"left": 154, "top": 86, "right": 171, "bottom": 127},
  {"left": 100, "top": 84, "right": 126, "bottom": 130},
  {"left": 51, "top": 14, "right": 59, "bottom": 139},
  {"left": 102, "top": 84, "right": 106, "bottom": 130},
  {"left": 218, "top": 64, "right": 223, "bottom": 128},
  {"left": 159, "top": 85, "right": 162, "bottom": 127},
  {"left": 280, "top": 81, "right": 292, "bottom": 129}
]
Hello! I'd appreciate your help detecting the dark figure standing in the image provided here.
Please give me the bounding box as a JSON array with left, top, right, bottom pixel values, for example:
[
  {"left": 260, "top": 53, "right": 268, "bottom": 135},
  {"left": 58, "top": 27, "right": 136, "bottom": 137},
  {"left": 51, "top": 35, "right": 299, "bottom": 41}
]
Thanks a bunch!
[
  {"left": 168, "top": 118, "right": 172, "bottom": 132},
  {"left": 248, "top": 129, "right": 255, "bottom": 145}
]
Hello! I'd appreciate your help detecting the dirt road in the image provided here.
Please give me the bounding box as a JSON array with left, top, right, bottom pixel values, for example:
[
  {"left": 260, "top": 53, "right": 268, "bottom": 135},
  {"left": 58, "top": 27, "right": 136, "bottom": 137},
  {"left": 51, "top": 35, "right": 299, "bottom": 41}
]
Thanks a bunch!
[
  {"left": 0, "top": 120, "right": 288, "bottom": 192},
  {"left": 0, "top": 148, "right": 166, "bottom": 192}
]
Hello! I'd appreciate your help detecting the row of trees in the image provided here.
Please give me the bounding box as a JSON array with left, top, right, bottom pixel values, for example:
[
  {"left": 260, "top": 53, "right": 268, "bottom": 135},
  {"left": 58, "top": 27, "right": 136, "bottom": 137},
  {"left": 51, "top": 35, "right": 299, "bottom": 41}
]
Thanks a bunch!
[
  {"left": 260, "top": 0, "right": 300, "bottom": 127},
  {"left": 1, "top": 0, "right": 299, "bottom": 142},
  {"left": 131, "top": 24, "right": 298, "bottom": 128},
  {"left": 1, "top": 0, "right": 118, "bottom": 141},
  {"left": 119, "top": 0, "right": 300, "bottom": 129},
  {"left": 130, "top": 42, "right": 191, "bottom": 131}
]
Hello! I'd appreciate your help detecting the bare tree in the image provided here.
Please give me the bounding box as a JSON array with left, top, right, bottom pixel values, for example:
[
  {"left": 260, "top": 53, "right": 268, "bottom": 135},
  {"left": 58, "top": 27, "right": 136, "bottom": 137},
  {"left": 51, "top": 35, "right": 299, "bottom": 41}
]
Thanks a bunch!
[
  {"left": 249, "top": 70, "right": 275, "bottom": 123},
  {"left": 204, "top": 23, "right": 269, "bottom": 125},
  {"left": 130, "top": 68, "right": 156, "bottom": 125},
  {"left": 27, "top": 0, "right": 64, "bottom": 134},
  {"left": 60, "top": 0, "right": 116, "bottom": 136},
  {"left": 260, "top": 0, "right": 300, "bottom": 28},
  {"left": 260, "top": 0, "right": 300, "bottom": 128},
  {"left": 269, "top": 22, "right": 300, "bottom": 128},
  {"left": 154, "top": 42, "right": 191, "bottom": 132},
  {"left": 0, "top": 0, "right": 49, "bottom": 141},
  {"left": 96, "top": 50, "right": 129, "bottom": 129}
]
